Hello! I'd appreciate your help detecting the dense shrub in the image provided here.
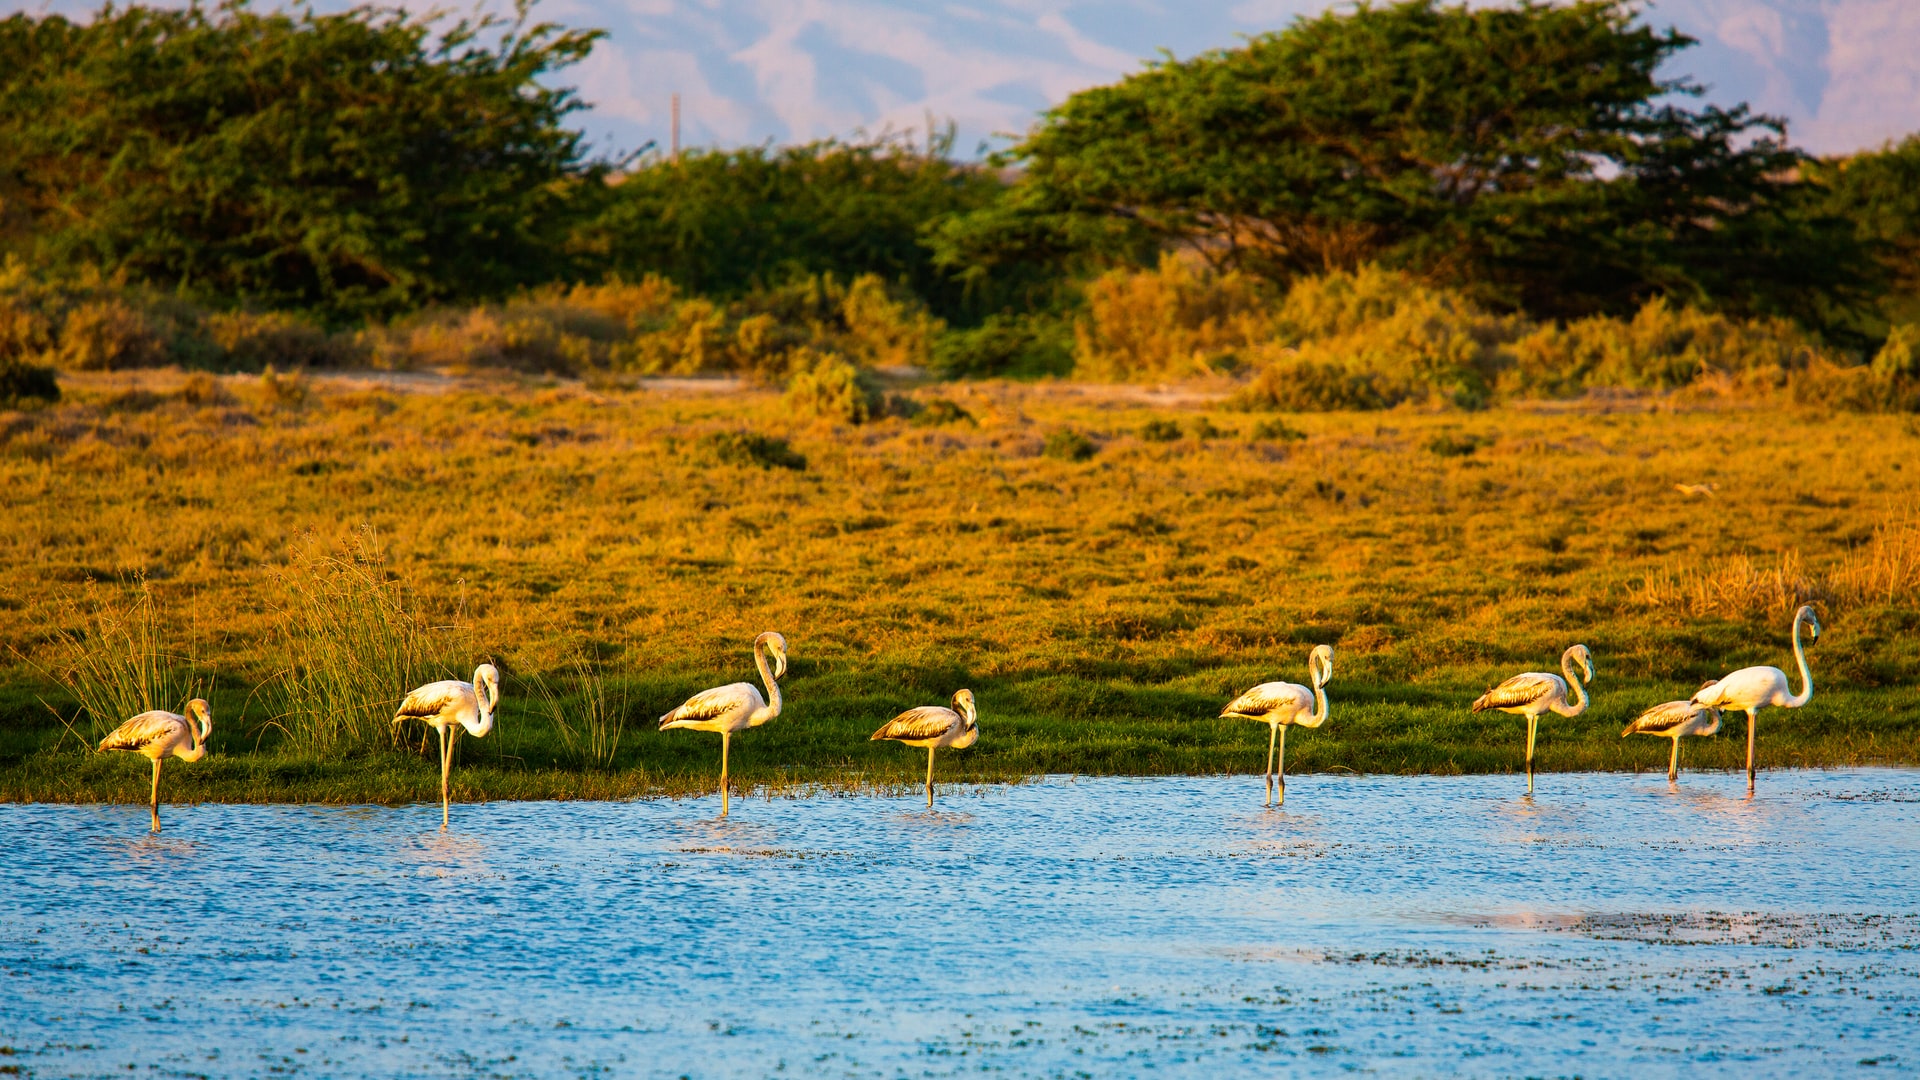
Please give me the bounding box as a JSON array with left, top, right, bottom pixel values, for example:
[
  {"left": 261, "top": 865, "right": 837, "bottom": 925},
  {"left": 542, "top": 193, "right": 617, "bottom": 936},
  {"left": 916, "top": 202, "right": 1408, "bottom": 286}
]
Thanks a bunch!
[
  {"left": 783, "top": 352, "right": 884, "bottom": 424},
  {"left": 1074, "top": 255, "right": 1272, "bottom": 381},
  {"left": 695, "top": 431, "right": 807, "bottom": 471},
  {"left": 1043, "top": 430, "right": 1097, "bottom": 461},
  {"left": 577, "top": 132, "right": 1005, "bottom": 322},
  {"left": 931, "top": 313, "right": 1074, "bottom": 378},
  {"left": 0, "top": 355, "right": 58, "bottom": 406}
]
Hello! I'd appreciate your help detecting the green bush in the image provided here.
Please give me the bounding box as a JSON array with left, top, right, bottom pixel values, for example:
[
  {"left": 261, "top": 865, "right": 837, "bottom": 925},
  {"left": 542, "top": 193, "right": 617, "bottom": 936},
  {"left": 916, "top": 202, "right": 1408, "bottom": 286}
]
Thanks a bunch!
[
  {"left": 1139, "top": 418, "right": 1182, "bottom": 441},
  {"left": 909, "top": 398, "right": 974, "bottom": 427},
  {"left": 783, "top": 351, "right": 885, "bottom": 424},
  {"left": 1043, "top": 429, "right": 1097, "bottom": 461},
  {"left": 0, "top": 355, "right": 58, "bottom": 406},
  {"left": 696, "top": 431, "right": 808, "bottom": 471},
  {"left": 934, "top": 313, "right": 1076, "bottom": 378},
  {"left": 1874, "top": 324, "right": 1919, "bottom": 380},
  {"left": 1248, "top": 417, "right": 1305, "bottom": 442}
]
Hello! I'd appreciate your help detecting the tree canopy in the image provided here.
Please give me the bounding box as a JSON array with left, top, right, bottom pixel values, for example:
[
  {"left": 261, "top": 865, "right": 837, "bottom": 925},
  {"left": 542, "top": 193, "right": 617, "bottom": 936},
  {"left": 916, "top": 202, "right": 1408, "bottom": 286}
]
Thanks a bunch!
[
  {"left": 0, "top": 1, "right": 601, "bottom": 321},
  {"left": 953, "top": 0, "right": 1864, "bottom": 324}
]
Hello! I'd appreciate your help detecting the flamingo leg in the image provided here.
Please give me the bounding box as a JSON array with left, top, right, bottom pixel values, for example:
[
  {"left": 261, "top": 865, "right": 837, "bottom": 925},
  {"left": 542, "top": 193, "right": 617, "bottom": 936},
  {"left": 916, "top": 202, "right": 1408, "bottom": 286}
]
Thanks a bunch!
[
  {"left": 1525, "top": 715, "right": 1538, "bottom": 795},
  {"left": 1746, "top": 710, "right": 1757, "bottom": 794},
  {"left": 719, "top": 732, "right": 731, "bottom": 819},
  {"left": 149, "top": 757, "right": 163, "bottom": 833},
  {"left": 926, "top": 746, "right": 936, "bottom": 809},
  {"left": 1276, "top": 724, "right": 1288, "bottom": 807},
  {"left": 437, "top": 725, "right": 451, "bottom": 831},
  {"left": 1669, "top": 738, "right": 1680, "bottom": 783},
  {"left": 1264, "top": 724, "right": 1278, "bottom": 807}
]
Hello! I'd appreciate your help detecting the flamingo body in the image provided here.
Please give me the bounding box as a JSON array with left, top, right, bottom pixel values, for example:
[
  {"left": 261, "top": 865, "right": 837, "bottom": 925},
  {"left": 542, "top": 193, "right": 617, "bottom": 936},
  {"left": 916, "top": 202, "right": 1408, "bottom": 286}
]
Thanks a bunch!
[
  {"left": 660, "top": 632, "right": 787, "bottom": 818},
  {"left": 1691, "top": 604, "right": 1820, "bottom": 793},
  {"left": 1472, "top": 644, "right": 1593, "bottom": 794},
  {"left": 98, "top": 699, "right": 211, "bottom": 832},
  {"left": 393, "top": 664, "right": 500, "bottom": 830},
  {"left": 1622, "top": 700, "right": 1722, "bottom": 782},
  {"left": 1220, "top": 645, "right": 1333, "bottom": 806},
  {"left": 871, "top": 690, "right": 978, "bottom": 808}
]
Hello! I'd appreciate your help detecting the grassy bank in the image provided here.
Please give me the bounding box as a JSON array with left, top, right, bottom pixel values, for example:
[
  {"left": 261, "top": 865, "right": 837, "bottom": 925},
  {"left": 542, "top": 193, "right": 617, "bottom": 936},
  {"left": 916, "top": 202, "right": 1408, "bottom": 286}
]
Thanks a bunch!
[{"left": 3, "top": 369, "right": 1919, "bottom": 806}]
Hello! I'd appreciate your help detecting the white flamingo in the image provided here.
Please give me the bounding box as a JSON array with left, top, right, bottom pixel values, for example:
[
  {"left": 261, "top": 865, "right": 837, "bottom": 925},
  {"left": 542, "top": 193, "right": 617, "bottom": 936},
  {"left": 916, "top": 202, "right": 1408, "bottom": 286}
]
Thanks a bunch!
[
  {"left": 1691, "top": 604, "right": 1820, "bottom": 794},
  {"left": 871, "top": 689, "right": 979, "bottom": 809},
  {"left": 1471, "top": 644, "right": 1593, "bottom": 794},
  {"left": 1622, "top": 699, "right": 1722, "bottom": 782},
  {"left": 98, "top": 699, "right": 212, "bottom": 832},
  {"left": 393, "top": 664, "right": 500, "bottom": 831},
  {"left": 1219, "top": 645, "right": 1333, "bottom": 806},
  {"left": 658, "top": 632, "right": 787, "bottom": 819}
]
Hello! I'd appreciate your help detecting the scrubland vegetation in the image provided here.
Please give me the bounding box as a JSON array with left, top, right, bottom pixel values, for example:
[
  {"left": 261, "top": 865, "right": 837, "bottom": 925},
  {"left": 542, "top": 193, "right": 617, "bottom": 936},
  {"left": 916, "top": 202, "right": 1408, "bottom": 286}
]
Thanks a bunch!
[
  {"left": 4, "top": 0, "right": 1920, "bottom": 805},
  {"left": 2, "top": 372, "right": 1917, "bottom": 806}
]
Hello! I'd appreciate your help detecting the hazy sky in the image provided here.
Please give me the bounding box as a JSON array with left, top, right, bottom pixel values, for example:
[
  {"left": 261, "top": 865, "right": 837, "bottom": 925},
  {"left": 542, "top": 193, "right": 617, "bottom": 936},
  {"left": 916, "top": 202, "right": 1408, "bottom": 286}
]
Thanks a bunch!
[{"left": 12, "top": 0, "right": 1918, "bottom": 158}]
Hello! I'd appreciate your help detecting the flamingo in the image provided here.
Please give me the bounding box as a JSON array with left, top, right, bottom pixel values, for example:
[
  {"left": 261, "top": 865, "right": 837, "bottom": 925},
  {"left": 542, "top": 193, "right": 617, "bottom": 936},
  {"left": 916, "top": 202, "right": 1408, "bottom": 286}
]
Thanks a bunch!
[
  {"left": 393, "top": 664, "right": 500, "bottom": 830},
  {"left": 1471, "top": 644, "right": 1593, "bottom": 794},
  {"left": 1219, "top": 645, "right": 1333, "bottom": 806},
  {"left": 98, "top": 699, "right": 212, "bottom": 832},
  {"left": 1622, "top": 699, "right": 1722, "bottom": 782},
  {"left": 1691, "top": 604, "right": 1820, "bottom": 794},
  {"left": 871, "top": 689, "right": 979, "bottom": 809},
  {"left": 658, "top": 632, "right": 787, "bottom": 819}
]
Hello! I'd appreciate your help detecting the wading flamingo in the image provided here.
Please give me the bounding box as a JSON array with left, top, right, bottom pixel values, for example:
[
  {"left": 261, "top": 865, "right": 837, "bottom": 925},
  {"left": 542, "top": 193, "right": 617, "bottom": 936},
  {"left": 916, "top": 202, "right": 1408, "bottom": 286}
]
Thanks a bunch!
[
  {"left": 871, "top": 689, "right": 979, "bottom": 809},
  {"left": 1472, "top": 644, "right": 1593, "bottom": 794},
  {"left": 1219, "top": 645, "right": 1333, "bottom": 807},
  {"left": 1622, "top": 700, "right": 1722, "bottom": 782},
  {"left": 98, "top": 699, "right": 212, "bottom": 832},
  {"left": 393, "top": 664, "right": 500, "bottom": 830},
  {"left": 1691, "top": 604, "right": 1820, "bottom": 794},
  {"left": 658, "top": 632, "right": 787, "bottom": 819}
]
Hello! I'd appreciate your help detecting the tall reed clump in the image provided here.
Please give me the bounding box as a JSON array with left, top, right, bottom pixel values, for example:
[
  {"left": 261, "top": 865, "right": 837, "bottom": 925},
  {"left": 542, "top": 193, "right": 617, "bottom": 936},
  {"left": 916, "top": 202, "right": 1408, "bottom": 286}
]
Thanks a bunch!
[
  {"left": 38, "top": 579, "right": 203, "bottom": 747},
  {"left": 265, "top": 534, "right": 450, "bottom": 757},
  {"left": 1633, "top": 513, "right": 1920, "bottom": 618},
  {"left": 524, "top": 650, "right": 630, "bottom": 769}
]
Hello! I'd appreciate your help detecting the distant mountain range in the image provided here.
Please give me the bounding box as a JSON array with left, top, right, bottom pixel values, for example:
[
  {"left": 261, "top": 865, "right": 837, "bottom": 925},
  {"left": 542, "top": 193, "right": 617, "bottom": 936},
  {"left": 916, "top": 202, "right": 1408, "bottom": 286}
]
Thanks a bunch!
[
  {"left": 533, "top": 0, "right": 1920, "bottom": 158},
  {"left": 14, "top": 0, "right": 1918, "bottom": 158}
]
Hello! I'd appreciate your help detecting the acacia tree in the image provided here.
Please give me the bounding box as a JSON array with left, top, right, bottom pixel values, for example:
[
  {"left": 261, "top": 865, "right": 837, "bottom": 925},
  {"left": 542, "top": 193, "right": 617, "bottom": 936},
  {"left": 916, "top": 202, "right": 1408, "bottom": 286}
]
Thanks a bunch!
[
  {"left": 946, "top": 0, "right": 1863, "bottom": 323},
  {"left": 0, "top": 1, "right": 602, "bottom": 321}
]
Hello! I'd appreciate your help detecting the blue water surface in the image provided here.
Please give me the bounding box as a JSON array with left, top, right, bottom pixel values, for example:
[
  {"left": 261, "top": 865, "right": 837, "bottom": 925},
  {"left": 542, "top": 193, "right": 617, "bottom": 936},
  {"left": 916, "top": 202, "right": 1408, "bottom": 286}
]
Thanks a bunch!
[{"left": 3, "top": 769, "right": 1917, "bottom": 1077}]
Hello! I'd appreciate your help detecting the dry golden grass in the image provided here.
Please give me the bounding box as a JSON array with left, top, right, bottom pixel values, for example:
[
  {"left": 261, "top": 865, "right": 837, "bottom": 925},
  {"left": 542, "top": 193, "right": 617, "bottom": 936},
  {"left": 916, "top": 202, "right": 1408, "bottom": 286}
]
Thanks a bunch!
[{"left": 3, "top": 368, "right": 1917, "bottom": 804}]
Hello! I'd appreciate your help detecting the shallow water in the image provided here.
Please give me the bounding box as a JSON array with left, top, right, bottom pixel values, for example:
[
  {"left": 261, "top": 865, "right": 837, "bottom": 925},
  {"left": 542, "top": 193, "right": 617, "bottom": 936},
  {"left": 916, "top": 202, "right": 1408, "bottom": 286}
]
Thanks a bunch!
[{"left": 4, "top": 769, "right": 1918, "bottom": 1078}]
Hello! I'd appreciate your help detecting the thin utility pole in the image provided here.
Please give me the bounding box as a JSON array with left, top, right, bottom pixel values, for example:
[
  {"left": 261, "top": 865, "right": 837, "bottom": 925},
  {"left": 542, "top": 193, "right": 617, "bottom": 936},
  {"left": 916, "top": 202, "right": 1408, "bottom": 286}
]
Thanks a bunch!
[{"left": 671, "top": 93, "right": 681, "bottom": 160}]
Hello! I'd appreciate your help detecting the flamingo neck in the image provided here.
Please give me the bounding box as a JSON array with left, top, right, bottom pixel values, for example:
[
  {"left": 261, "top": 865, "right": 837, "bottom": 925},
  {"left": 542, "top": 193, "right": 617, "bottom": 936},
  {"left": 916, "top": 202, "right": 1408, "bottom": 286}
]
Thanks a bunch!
[
  {"left": 1787, "top": 615, "right": 1814, "bottom": 707},
  {"left": 1309, "top": 680, "right": 1328, "bottom": 726},
  {"left": 462, "top": 670, "right": 498, "bottom": 737},
  {"left": 178, "top": 709, "right": 210, "bottom": 761},
  {"left": 1555, "top": 652, "right": 1590, "bottom": 717},
  {"left": 750, "top": 643, "right": 782, "bottom": 725}
]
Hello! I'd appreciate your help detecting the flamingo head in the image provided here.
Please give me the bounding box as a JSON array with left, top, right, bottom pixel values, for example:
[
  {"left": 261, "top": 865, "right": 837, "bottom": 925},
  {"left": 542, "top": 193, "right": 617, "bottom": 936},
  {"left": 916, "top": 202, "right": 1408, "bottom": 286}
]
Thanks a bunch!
[
  {"left": 756, "top": 631, "right": 789, "bottom": 679},
  {"left": 473, "top": 663, "right": 502, "bottom": 715},
  {"left": 950, "top": 688, "right": 977, "bottom": 727},
  {"left": 1567, "top": 644, "right": 1594, "bottom": 683},
  {"left": 186, "top": 698, "right": 213, "bottom": 741},
  {"left": 1795, "top": 605, "right": 1822, "bottom": 644},
  {"left": 1308, "top": 644, "right": 1334, "bottom": 688}
]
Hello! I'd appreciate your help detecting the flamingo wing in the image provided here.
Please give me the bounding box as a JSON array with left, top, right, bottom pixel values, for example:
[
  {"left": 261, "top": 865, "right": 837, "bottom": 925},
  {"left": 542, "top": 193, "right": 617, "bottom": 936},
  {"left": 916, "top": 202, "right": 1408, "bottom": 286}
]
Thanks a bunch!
[
  {"left": 1623, "top": 700, "right": 1702, "bottom": 737},
  {"left": 1472, "top": 673, "right": 1559, "bottom": 712},
  {"left": 871, "top": 706, "right": 959, "bottom": 742},
  {"left": 98, "top": 710, "right": 187, "bottom": 753},
  {"left": 660, "top": 683, "right": 755, "bottom": 727},
  {"left": 395, "top": 680, "right": 471, "bottom": 724},
  {"left": 1221, "top": 681, "right": 1308, "bottom": 719}
]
